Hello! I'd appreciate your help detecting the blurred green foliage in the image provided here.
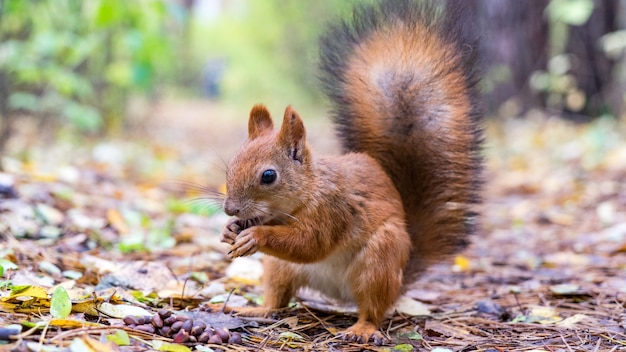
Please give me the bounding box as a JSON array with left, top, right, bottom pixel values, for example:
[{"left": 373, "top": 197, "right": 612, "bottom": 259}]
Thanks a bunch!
[
  {"left": 0, "top": 0, "right": 177, "bottom": 151},
  {"left": 189, "top": 0, "right": 357, "bottom": 112},
  {"left": 531, "top": 0, "right": 595, "bottom": 112}
]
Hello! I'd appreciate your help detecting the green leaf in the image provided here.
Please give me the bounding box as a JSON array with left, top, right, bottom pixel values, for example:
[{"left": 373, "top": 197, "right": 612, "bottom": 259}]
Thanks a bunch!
[
  {"left": 7, "top": 92, "right": 40, "bottom": 111},
  {"left": 151, "top": 340, "right": 192, "bottom": 352},
  {"left": 547, "top": 0, "right": 594, "bottom": 25},
  {"left": 62, "top": 102, "right": 102, "bottom": 132},
  {"left": 397, "top": 331, "right": 423, "bottom": 340},
  {"left": 393, "top": 344, "right": 415, "bottom": 352},
  {"left": 106, "top": 329, "right": 130, "bottom": 346},
  {"left": 50, "top": 286, "right": 72, "bottom": 319},
  {"left": 0, "top": 258, "right": 18, "bottom": 276}
]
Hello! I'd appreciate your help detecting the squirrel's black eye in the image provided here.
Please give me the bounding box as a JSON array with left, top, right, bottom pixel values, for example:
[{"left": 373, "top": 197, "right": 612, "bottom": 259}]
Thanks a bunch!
[{"left": 261, "top": 169, "right": 277, "bottom": 185}]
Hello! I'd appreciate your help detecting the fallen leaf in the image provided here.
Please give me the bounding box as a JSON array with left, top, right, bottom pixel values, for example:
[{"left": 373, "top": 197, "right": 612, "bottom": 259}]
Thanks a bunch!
[
  {"left": 425, "top": 321, "right": 475, "bottom": 340},
  {"left": 106, "top": 330, "right": 130, "bottom": 346},
  {"left": 49, "top": 319, "right": 103, "bottom": 329},
  {"left": 107, "top": 209, "right": 128, "bottom": 234},
  {"left": 555, "top": 313, "right": 589, "bottom": 329},
  {"left": 151, "top": 340, "right": 192, "bottom": 352},
  {"left": 393, "top": 344, "right": 415, "bottom": 352},
  {"left": 524, "top": 305, "right": 562, "bottom": 324},
  {"left": 50, "top": 286, "right": 72, "bottom": 319},
  {"left": 550, "top": 284, "right": 584, "bottom": 296},
  {"left": 69, "top": 335, "right": 118, "bottom": 352},
  {"left": 394, "top": 296, "right": 431, "bottom": 316},
  {"left": 9, "top": 285, "right": 48, "bottom": 299},
  {"left": 97, "top": 302, "right": 152, "bottom": 319},
  {"left": 453, "top": 255, "right": 471, "bottom": 272}
]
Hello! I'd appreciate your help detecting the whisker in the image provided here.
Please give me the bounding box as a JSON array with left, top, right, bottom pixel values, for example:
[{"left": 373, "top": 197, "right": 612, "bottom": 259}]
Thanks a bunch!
[
  {"left": 185, "top": 197, "right": 224, "bottom": 207},
  {"left": 161, "top": 179, "right": 225, "bottom": 198}
]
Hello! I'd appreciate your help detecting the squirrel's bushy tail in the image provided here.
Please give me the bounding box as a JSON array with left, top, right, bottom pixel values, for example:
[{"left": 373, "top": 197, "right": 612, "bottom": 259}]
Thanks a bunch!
[{"left": 319, "top": 0, "right": 482, "bottom": 282}]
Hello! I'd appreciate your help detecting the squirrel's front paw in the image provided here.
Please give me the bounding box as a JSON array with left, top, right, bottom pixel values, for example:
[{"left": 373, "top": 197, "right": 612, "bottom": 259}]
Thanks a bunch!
[
  {"left": 221, "top": 219, "right": 244, "bottom": 245},
  {"left": 228, "top": 228, "right": 259, "bottom": 258}
]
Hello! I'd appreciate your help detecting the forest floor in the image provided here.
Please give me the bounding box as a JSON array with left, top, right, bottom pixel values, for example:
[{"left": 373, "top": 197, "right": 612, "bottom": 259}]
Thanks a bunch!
[{"left": 1, "top": 99, "right": 625, "bottom": 352}]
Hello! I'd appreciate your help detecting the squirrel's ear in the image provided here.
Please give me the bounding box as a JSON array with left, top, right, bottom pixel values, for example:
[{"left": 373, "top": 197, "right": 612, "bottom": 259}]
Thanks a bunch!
[
  {"left": 248, "top": 104, "right": 274, "bottom": 140},
  {"left": 278, "top": 105, "right": 306, "bottom": 163}
]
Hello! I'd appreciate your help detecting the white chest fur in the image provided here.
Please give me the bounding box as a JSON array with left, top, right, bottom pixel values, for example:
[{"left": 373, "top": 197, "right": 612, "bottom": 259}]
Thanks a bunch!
[{"left": 300, "top": 247, "right": 356, "bottom": 303}]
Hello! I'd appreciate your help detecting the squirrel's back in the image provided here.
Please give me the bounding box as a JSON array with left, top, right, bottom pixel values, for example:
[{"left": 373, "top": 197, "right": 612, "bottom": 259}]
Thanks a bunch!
[{"left": 319, "top": 0, "right": 482, "bottom": 282}]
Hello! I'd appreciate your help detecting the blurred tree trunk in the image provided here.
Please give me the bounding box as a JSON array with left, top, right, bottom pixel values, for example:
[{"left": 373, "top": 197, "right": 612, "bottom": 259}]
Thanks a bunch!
[
  {"left": 464, "top": 0, "right": 623, "bottom": 119},
  {"left": 565, "top": 0, "right": 619, "bottom": 118},
  {"left": 465, "top": 0, "right": 550, "bottom": 114}
]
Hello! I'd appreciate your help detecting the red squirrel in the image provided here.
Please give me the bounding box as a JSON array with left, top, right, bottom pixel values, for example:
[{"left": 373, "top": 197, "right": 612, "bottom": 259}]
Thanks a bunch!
[{"left": 220, "top": 0, "right": 482, "bottom": 345}]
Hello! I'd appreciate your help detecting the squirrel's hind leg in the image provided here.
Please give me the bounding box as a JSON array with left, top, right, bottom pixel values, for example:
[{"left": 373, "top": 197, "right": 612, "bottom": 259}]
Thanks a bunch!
[
  {"left": 342, "top": 221, "right": 410, "bottom": 345},
  {"left": 230, "top": 257, "right": 303, "bottom": 317}
]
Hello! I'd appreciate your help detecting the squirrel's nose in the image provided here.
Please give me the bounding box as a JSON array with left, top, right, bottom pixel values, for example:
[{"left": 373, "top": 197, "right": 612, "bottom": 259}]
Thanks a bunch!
[{"left": 223, "top": 199, "right": 240, "bottom": 216}]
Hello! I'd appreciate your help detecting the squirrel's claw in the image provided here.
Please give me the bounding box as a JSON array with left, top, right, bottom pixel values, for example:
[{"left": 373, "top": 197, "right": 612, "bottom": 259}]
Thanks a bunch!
[
  {"left": 229, "top": 229, "right": 259, "bottom": 258},
  {"left": 221, "top": 219, "right": 244, "bottom": 245},
  {"left": 340, "top": 322, "right": 387, "bottom": 346}
]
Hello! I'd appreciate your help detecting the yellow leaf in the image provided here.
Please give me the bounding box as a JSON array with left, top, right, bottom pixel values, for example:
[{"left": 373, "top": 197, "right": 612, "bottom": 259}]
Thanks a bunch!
[
  {"left": 527, "top": 305, "right": 562, "bottom": 324},
  {"left": 73, "top": 297, "right": 102, "bottom": 316},
  {"left": 70, "top": 335, "right": 117, "bottom": 352},
  {"left": 49, "top": 319, "right": 103, "bottom": 329},
  {"left": 0, "top": 301, "right": 18, "bottom": 311},
  {"left": 107, "top": 209, "right": 128, "bottom": 234},
  {"left": 555, "top": 314, "right": 588, "bottom": 329},
  {"left": 453, "top": 255, "right": 471, "bottom": 272},
  {"left": 9, "top": 285, "right": 49, "bottom": 299}
]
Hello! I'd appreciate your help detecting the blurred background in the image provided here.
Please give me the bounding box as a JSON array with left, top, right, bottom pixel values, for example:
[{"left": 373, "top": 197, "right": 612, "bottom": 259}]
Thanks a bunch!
[{"left": 0, "top": 0, "right": 625, "bottom": 184}]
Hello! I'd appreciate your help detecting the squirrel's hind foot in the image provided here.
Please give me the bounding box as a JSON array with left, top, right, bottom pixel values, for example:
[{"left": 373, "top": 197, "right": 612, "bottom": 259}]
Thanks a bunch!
[{"left": 340, "top": 321, "right": 387, "bottom": 346}]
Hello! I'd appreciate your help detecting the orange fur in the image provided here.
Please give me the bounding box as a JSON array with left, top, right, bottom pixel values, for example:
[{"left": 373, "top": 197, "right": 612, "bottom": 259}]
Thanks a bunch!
[{"left": 220, "top": 0, "right": 481, "bottom": 345}]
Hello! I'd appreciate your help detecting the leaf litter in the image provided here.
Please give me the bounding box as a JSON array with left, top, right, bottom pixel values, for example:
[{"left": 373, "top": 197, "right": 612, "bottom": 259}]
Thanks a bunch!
[{"left": 0, "top": 100, "right": 625, "bottom": 351}]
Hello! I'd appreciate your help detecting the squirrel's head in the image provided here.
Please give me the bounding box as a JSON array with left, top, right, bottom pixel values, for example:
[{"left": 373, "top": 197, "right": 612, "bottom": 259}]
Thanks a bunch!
[{"left": 223, "top": 104, "right": 312, "bottom": 224}]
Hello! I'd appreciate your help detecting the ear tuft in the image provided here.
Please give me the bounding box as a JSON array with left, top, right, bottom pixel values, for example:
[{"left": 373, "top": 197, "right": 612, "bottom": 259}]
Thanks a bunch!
[{"left": 248, "top": 104, "right": 274, "bottom": 139}]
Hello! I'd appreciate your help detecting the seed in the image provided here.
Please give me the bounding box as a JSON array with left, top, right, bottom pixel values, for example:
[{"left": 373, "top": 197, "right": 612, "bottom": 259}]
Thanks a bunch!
[
  {"left": 198, "top": 331, "right": 212, "bottom": 343},
  {"left": 173, "top": 329, "right": 190, "bottom": 343},
  {"left": 208, "top": 334, "right": 222, "bottom": 344},
  {"left": 228, "top": 332, "right": 242, "bottom": 344},
  {"left": 215, "top": 328, "right": 230, "bottom": 342},
  {"left": 159, "top": 326, "right": 172, "bottom": 337},
  {"left": 123, "top": 316, "right": 139, "bottom": 325},
  {"left": 171, "top": 320, "right": 184, "bottom": 332},
  {"left": 135, "top": 324, "right": 155, "bottom": 334},
  {"left": 151, "top": 314, "right": 163, "bottom": 328},
  {"left": 191, "top": 321, "right": 207, "bottom": 336},
  {"left": 158, "top": 309, "right": 172, "bottom": 319},
  {"left": 182, "top": 319, "right": 194, "bottom": 333},
  {"left": 164, "top": 316, "right": 177, "bottom": 325}
]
